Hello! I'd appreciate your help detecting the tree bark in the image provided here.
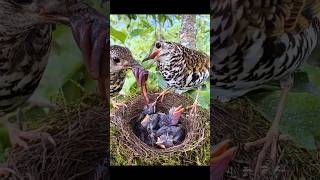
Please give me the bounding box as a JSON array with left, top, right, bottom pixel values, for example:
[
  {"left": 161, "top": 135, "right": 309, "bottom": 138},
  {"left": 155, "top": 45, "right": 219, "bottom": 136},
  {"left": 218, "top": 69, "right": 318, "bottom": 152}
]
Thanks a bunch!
[{"left": 180, "top": 15, "right": 197, "bottom": 49}]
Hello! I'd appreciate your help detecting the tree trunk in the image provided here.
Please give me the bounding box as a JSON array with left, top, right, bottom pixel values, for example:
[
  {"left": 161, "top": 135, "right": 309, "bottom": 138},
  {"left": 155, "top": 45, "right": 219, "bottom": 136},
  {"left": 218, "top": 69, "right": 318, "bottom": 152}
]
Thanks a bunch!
[{"left": 180, "top": 15, "right": 197, "bottom": 49}]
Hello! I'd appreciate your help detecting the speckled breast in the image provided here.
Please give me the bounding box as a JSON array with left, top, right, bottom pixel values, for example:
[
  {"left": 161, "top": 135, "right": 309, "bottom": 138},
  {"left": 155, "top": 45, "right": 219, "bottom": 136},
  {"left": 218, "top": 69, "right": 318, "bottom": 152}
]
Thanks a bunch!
[{"left": 0, "top": 25, "right": 52, "bottom": 113}]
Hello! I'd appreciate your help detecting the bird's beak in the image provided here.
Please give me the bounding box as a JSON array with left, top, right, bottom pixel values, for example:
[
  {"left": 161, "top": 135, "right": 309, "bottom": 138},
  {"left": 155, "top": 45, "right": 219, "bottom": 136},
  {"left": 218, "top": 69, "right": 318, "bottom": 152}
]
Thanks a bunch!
[
  {"left": 174, "top": 105, "right": 185, "bottom": 114},
  {"left": 156, "top": 137, "right": 166, "bottom": 149},
  {"left": 141, "top": 115, "right": 151, "bottom": 126},
  {"left": 172, "top": 105, "right": 184, "bottom": 123},
  {"left": 210, "top": 140, "right": 238, "bottom": 180},
  {"left": 39, "top": 10, "right": 70, "bottom": 25},
  {"left": 142, "top": 50, "right": 160, "bottom": 62},
  {"left": 124, "top": 58, "right": 139, "bottom": 69}
]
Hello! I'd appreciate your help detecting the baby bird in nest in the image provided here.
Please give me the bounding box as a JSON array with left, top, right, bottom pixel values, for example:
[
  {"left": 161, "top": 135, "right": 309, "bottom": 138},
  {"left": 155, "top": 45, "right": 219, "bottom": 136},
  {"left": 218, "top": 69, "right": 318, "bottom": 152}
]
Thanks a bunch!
[
  {"left": 210, "top": 140, "right": 238, "bottom": 180},
  {"left": 139, "top": 103, "right": 185, "bottom": 149}
]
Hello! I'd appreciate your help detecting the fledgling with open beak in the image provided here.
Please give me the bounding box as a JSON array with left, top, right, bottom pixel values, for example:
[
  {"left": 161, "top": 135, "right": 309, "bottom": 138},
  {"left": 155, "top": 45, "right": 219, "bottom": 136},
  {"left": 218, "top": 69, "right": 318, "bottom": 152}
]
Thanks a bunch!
[
  {"left": 158, "top": 106, "right": 184, "bottom": 127},
  {"left": 211, "top": 140, "right": 238, "bottom": 180},
  {"left": 140, "top": 114, "right": 159, "bottom": 131}
]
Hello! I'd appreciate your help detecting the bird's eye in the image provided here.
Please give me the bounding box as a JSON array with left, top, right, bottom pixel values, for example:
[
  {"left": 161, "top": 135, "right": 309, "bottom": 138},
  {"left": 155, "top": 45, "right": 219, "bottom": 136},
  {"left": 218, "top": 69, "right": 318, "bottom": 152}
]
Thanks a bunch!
[
  {"left": 13, "top": 0, "right": 33, "bottom": 5},
  {"left": 155, "top": 42, "right": 161, "bottom": 49},
  {"left": 112, "top": 57, "right": 120, "bottom": 64}
]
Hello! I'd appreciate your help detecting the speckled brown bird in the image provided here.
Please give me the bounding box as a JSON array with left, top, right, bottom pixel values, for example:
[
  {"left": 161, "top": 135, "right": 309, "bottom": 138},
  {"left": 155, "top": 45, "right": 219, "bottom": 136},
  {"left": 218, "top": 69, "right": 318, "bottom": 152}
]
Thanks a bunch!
[
  {"left": 143, "top": 40, "right": 210, "bottom": 113},
  {"left": 212, "top": 0, "right": 320, "bottom": 177},
  {"left": 0, "top": 0, "right": 107, "bottom": 177},
  {"left": 0, "top": 0, "right": 68, "bottom": 177},
  {"left": 110, "top": 45, "right": 149, "bottom": 107},
  {"left": 110, "top": 45, "right": 136, "bottom": 96}
]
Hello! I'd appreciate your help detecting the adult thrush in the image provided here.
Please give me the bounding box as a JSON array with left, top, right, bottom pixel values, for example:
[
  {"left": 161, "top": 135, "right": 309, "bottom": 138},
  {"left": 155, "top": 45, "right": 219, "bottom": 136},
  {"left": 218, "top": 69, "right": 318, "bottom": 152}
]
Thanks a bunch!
[
  {"left": 143, "top": 40, "right": 210, "bottom": 114},
  {"left": 212, "top": 0, "right": 320, "bottom": 178}
]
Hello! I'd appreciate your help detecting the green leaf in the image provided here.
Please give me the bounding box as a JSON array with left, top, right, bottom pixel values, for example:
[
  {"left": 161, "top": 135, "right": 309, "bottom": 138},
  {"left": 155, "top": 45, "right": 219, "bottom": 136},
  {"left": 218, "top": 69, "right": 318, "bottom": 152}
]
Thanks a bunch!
[
  {"left": 120, "top": 72, "right": 137, "bottom": 95},
  {"left": 110, "top": 26, "right": 127, "bottom": 43},
  {"left": 248, "top": 91, "right": 320, "bottom": 150},
  {"left": 130, "top": 29, "right": 144, "bottom": 37},
  {"left": 191, "top": 89, "right": 210, "bottom": 109}
]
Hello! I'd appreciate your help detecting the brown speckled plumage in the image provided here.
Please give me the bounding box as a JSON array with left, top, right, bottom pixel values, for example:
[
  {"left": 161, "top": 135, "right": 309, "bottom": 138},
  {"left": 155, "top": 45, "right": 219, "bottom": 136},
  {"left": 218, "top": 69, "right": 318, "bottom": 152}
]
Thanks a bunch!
[
  {"left": 110, "top": 45, "right": 138, "bottom": 96},
  {"left": 212, "top": 0, "right": 320, "bottom": 101},
  {"left": 0, "top": 0, "right": 59, "bottom": 113},
  {"left": 147, "top": 41, "right": 209, "bottom": 93}
]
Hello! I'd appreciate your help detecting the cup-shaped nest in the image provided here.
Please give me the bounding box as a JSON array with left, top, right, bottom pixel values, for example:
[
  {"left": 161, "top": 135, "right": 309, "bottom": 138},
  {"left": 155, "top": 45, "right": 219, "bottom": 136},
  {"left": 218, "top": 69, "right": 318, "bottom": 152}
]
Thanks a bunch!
[
  {"left": 6, "top": 95, "right": 109, "bottom": 180},
  {"left": 111, "top": 93, "right": 210, "bottom": 165}
]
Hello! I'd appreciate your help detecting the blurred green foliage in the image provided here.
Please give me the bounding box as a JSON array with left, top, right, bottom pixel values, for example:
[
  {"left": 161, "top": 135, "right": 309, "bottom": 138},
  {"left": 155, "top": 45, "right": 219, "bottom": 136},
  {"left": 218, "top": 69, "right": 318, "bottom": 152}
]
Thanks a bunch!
[
  {"left": 110, "top": 14, "right": 210, "bottom": 109},
  {"left": 248, "top": 59, "right": 320, "bottom": 150}
]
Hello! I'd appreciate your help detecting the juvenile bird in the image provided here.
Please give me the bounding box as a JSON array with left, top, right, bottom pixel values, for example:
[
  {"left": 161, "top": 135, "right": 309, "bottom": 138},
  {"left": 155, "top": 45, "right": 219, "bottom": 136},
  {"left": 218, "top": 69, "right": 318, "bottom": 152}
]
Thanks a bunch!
[
  {"left": 212, "top": 0, "right": 320, "bottom": 177},
  {"left": 143, "top": 40, "right": 209, "bottom": 114},
  {"left": 211, "top": 140, "right": 238, "bottom": 180},
  {"left": 155, "top": 125, "right": 184, "bottom": 149},
  {"left": 158, "top": 106, "right": 184, "bottom": 127},
  {"left": 140, "top": 114, "right": 159, "bottom": 131}
]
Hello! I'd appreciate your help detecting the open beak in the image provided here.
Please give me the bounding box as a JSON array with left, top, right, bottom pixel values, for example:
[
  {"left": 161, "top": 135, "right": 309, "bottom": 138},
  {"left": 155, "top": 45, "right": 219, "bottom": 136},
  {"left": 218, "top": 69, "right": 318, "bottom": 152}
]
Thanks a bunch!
[
  {"left": 142, "top": 50, "right": 160, "bottom": 62},
  {"left": 174, "top": 105, "right": 185, "bottom": 114},
  {"left": 156, "top": 137, "right": 166, "bottom": 149},
  {"left": 171, "top": 105, "right": 184, "bottom": 124},
  {"left": 210, "top": 140, "right": 238, "bottom": 180}
]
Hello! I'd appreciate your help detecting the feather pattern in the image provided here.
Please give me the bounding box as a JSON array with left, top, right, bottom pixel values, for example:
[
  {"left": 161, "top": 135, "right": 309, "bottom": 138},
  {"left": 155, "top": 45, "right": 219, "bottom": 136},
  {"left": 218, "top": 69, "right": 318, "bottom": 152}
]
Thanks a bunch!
[{"left": 212, "top": 0, "right": 320, "bottom": 102}]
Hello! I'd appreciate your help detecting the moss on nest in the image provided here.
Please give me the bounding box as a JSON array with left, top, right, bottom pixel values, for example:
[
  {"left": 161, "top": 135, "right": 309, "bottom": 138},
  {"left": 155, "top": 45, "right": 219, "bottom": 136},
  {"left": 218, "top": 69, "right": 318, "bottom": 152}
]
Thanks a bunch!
[
  {"left": 212, "top": 98, "right": 320, "bottom": 180},
  {"left": 6, "top": 94, "right": 108, "bottom": 180},
  {"left": 111, "top": 93, "right": 210, "bottom": 165}
]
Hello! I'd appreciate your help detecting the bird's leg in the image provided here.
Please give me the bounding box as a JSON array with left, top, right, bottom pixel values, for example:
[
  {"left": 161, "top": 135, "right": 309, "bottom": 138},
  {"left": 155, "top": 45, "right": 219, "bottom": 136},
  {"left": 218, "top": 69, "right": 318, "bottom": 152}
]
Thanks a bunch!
[
  {"left": 0, "top": 115, "right": 55, "bottom": 150},
  {"left": 187, "top": 90, "right": 200, "bottom": 117},
  {"left": 244, "top": 76, "right": 293, "bottom": 179},
  {"left": 110, "top": 99, "right": 127, "bottom": 109},
  {"left": 155, "top": 88, "right": 172, "bottom": 102}
]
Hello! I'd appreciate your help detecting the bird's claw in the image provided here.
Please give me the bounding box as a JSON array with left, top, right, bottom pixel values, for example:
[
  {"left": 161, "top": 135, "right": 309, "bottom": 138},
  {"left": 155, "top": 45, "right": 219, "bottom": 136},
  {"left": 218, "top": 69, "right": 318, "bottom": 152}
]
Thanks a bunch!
[
  {"left": 8, "top": 126, "right": 55, "bottom": 150},
  {"left": 155, "top": 89, "right": 170, "bottom": 102},
  {"left": 0, "top": 167, "right": 15, "bottom": 178},
  {"left": 244, "top": 130, "right": 286, "bottom": 179},
  {"left": 111, "top": 100, "right": 127, "bottom": 109},
  {"left": 187, "top": 102, "right": 199, "bottom": 117}
]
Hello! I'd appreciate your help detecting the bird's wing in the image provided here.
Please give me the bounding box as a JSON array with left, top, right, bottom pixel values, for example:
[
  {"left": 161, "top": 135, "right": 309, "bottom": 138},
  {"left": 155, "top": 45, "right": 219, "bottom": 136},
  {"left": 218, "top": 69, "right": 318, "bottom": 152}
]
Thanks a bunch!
[{"left": 212, "top": 0, "right": 320, "bottom": 37}]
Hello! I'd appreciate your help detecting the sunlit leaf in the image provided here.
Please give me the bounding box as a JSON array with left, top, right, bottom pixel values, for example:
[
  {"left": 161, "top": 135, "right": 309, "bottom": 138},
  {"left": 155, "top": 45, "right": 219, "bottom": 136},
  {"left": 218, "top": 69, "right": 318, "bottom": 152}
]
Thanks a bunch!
[
  {"left": 130, "top": 29, "right": 144, "bottom": 37},
  {"left": 111, "top": 26, "right": 127, "bottom": 43},
  {"left": 248, "top": 91, "right": 320, "bottom": 150}
]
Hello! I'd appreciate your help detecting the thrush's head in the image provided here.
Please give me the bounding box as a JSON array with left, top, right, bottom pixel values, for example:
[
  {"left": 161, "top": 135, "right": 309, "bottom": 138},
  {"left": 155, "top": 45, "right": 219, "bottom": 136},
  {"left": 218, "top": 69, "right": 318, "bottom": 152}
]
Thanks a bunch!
[
  {"left": 0, "top": 0, "right": 69, "bottom": 34},
  {"left": 143, "top": 40, "right": 177, "bottom": 63},
  {"left": 110, "top": 45, "right": 139, "bottom": 73}
]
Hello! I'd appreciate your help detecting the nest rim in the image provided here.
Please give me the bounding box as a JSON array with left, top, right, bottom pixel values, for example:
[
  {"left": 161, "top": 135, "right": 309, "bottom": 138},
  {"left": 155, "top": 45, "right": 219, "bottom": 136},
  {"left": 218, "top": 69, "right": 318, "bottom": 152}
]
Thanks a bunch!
[{"left": 111, "top": 93, "right": 210, "bottom": 164}]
